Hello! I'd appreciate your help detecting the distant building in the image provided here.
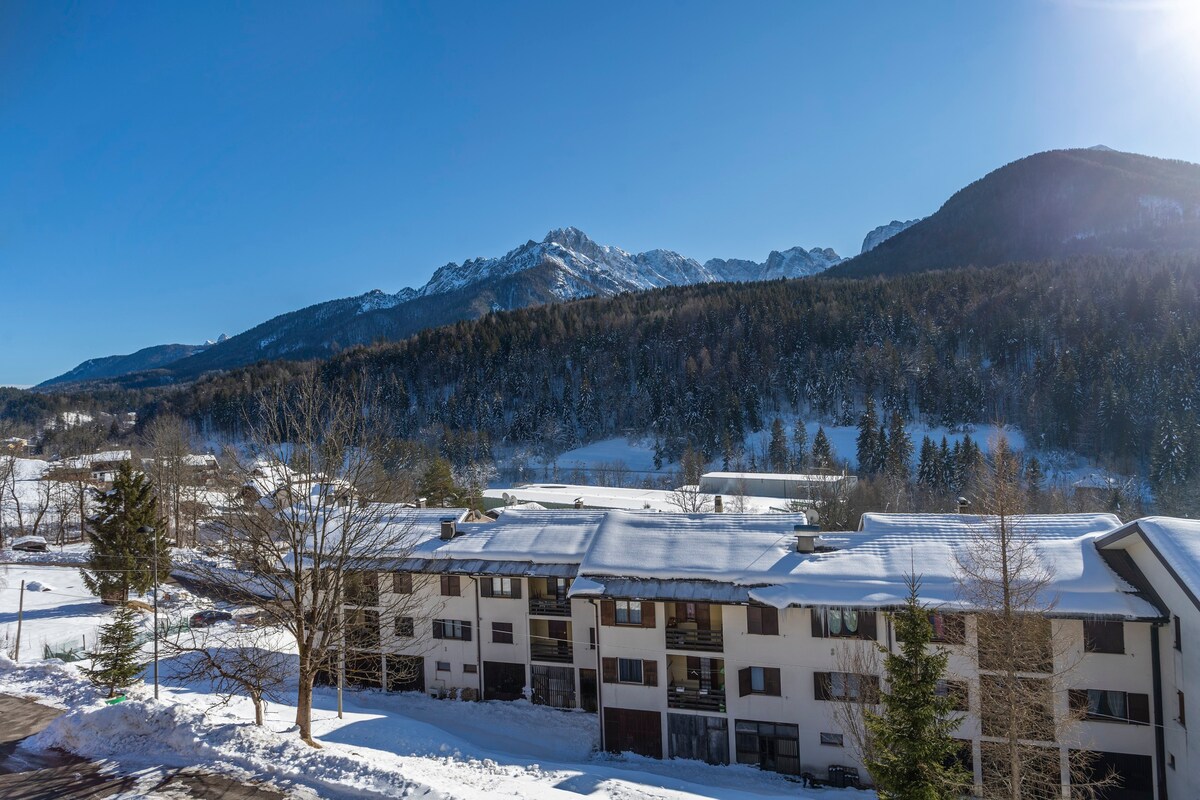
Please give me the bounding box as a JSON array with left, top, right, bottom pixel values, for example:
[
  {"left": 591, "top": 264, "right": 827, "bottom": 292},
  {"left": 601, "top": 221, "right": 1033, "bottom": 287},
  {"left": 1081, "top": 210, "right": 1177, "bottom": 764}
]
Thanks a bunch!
[
  {"left": 52, "top": 449, "right": 132, "bottom": 485},
  {"left": 698, "top": 471, "right": 857, "bottom": 503}
]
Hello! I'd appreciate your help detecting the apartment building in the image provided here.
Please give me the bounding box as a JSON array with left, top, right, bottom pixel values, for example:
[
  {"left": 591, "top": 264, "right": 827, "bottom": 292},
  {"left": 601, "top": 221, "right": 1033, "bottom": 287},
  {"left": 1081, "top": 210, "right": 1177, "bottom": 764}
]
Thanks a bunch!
[{"left": 336, "top": 508, "right": 1195, "bottom": 798}]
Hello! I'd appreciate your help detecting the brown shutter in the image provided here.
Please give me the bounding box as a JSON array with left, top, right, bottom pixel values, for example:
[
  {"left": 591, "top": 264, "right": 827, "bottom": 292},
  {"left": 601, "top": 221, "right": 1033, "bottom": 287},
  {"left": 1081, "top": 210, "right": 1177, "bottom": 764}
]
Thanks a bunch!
[
  {"left": 859, "top": 611, "right": 878, "bottom": 640},
  {"left": 1128, "top": 693, "right": 1150, "bottom": 725},
  {"left": 602, "top": 657, "right": 618, "bottom": 683},
  {"left": 738, "top": 667, "right": 752, "bottom": 697},
  {"left": 746, "top": 606, "right": 761, "bottom": 635},
  {"left": 696, "top": 603, "right": 711, "bottom": 630},
  {"left": 814, "top": 672, "right": 830, "bottom": 701},
  {"left": 642, "top": 660, "right": 658, "bottom": 687},
  {"left": 764, "top": 667, "right": 782, "bottom": 697},
  {"left": 511, "top": 579, "right": 522, "bottom": 599},
  {"left": 811, "top": 609, "right": 825, "bottom": 638},
  {"left": 479, "top": 578, "right": 493, "bottom": 597},
  {"left": 641, "top": 602, "right": 656, "bottom": 628},
  {"left": 462, "top": 621, "right": 472, "bottom": 642},
  {"left": 763, "top": 606, "right": 779, "bottom": 636},
  {"left": 600, "top": 600, "right": 616, "bottom": 626},
  {"left": 1068, "top": 689, "right": 1088, "bottom": 714},
  {"left": 432, "top": 620, "right": 443, "bottom": 640}
]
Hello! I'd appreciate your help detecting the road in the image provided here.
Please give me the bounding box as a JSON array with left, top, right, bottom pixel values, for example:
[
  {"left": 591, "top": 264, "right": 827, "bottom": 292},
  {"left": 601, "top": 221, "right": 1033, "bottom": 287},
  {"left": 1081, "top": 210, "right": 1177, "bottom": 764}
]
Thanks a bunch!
[{"left": 0, "top": 694, "right": 291, "bottom": 800}]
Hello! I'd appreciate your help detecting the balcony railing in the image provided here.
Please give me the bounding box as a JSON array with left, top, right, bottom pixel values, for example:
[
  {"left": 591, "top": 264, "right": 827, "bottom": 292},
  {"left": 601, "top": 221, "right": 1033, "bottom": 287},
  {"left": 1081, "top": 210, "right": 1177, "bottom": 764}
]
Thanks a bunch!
[
  {"left": 530, "top": 640, "right": 573, "bottom": 664},
  {"left": 665, "top": 627, "right": 724, "bottom": 652},
  {"left": 529, "top": 596, "right": 572, "bottom": 617},
  {"left": 668, "top": 686, "right": 726, "bottom": 712}
]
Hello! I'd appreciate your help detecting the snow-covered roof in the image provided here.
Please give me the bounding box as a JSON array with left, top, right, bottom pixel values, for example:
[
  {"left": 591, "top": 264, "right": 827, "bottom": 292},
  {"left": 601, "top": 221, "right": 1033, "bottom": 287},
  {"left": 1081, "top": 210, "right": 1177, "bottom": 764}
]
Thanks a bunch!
[
  {"left": 183, "top": 454, "right": 219, "bottom": 468},
  {"left": 1098, "top": 516, "right": 1200, "bottom": 613},
  {"left": 60, "top": 450, "right": 132, "bottom": 469},
  {"left": 571, "top": 511, "right": 1157, "bottom": 619},
  {"left": 700, "top": 471, "right": 849, "bottom": 484},
  {"left": 484, "top": 484, "right": 787, "bottom": 513},
  {"left": 429, "top": 509, "right": 608, "bottom": 564},
  {"left": 1072, "top": 473, "right": 1122, "bottom": 490}
]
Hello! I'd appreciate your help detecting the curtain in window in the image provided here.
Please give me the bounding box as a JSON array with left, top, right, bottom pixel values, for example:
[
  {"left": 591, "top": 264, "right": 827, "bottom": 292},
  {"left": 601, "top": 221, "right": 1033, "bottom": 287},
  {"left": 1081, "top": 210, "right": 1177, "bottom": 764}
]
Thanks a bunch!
[
  {"left": 829, "top": 608, "right": 843, "bottom": 635},
  {"left": 844, "top": 609, "right": 859, "bottom": 634}
]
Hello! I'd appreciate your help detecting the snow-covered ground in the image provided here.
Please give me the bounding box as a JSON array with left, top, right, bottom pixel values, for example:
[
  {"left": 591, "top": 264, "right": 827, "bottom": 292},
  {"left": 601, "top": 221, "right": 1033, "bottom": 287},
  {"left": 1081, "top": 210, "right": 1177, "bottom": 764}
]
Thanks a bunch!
[{"left": 0, "top": 565, "right": 863, "bottom": 799}]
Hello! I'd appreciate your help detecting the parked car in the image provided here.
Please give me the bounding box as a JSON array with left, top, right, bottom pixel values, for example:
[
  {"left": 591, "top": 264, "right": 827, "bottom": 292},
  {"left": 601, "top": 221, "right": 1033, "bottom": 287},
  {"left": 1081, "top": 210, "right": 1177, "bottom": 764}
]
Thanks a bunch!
[
  {"left": 189, "top": 609, "right": 233, "bottom": 627},
  {"left": 11, "top": 535, "right": 48, "bottom": 552}
]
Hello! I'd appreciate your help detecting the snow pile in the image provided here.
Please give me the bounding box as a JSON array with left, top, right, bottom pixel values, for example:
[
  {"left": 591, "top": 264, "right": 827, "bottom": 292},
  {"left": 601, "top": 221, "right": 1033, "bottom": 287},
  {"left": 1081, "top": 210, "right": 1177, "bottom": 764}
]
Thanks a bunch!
[{"left": 25, "top": 580, "right": 53, "bottom": 592}]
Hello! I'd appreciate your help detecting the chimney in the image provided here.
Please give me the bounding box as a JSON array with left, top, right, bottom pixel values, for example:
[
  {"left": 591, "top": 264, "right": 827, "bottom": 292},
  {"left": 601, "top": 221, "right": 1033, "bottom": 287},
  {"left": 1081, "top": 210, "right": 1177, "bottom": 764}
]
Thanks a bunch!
[
  {"left": 714, "top": 495, "right": 724, "bottom": 513},
  {"left": 794, "top": 523, "right": 821, "bottom": 553},
  {"left": 440, "top": 520, "right": 457, "bottom": 540},
  {"left": 417, "top": 497, "right": 427, "bottom": 509},
  {"left": 573, "top": 497, "right": 584, "bottom": 510},
  {"left": 957, "top": 496, "right": 970, "bottom": 515}
]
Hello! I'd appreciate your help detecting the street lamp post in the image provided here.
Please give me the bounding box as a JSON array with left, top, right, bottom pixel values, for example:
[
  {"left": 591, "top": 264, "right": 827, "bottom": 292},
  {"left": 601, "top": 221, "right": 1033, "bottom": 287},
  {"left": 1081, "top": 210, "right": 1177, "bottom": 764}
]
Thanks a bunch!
[{"left": 138, "top": 525, "right": 159, "bottom": 700}]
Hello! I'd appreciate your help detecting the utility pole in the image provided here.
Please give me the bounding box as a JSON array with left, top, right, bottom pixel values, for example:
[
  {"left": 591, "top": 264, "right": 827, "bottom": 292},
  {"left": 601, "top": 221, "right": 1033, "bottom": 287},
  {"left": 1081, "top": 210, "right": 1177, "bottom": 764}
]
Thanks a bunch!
[
  {"left": 14, "top": 579, "right": 25, "bottom": 661},
  {"left": 139, "top": 525, "right": 159, "bottom": 699}
]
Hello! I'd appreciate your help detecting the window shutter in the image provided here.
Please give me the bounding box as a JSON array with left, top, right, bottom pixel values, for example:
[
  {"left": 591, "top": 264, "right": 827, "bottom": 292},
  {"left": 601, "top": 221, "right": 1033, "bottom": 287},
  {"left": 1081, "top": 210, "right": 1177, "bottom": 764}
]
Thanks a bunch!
[
  {"left": 814, "top": 672, "right": 830, "bottom": 701},
  {"left": 696, "top": 603, "right": 710, "bottom": 629},
  {"left": 811, "top": 609, "right": 825, "bottom": 638},
  {"left": 511, "top": 579, "right": 522, "bottom": 599},
  {"left": 746, "top": 607, "right": 761, "bottom": 635},
  {"left": 641, "top": 602, "right": 656, "bottom": 628},
  {"left": 432, "top": 621, "right": 443, "bottom": 640},
  {"left": 479, "top": 578, "right": 493, "bottom": 598},
  {"left": 1128, "top": 693, "right": 1150, "bottom": 725},
  {"left": 642, "top": 660, "right": 658, "bottom": 687},
  {"left": 863, "top": 674, "right": 881, "bottom": 702},
  {"left": 859, "top": 612, "right": 878, "bottom": 640},
  {"left": 763, "top": 607, "right": 779, "bottom": 636},
  {"left": 739, "top": 667, "right": 752, "bottom": 697},
  {"left": 1068, "top": 689, "right": 1088, "bottom": 714},
  {"left": 462, "top": 621, "right": 472, "bottom": 642},
  {"left": 602, "top": 657, "right": 618, "bottom": 684},
  {"left": 764, "top": 668, "right": 782, "bottom": 697},
  {"left": 600, "top": 600, "right": 616, "bottom": 626}
]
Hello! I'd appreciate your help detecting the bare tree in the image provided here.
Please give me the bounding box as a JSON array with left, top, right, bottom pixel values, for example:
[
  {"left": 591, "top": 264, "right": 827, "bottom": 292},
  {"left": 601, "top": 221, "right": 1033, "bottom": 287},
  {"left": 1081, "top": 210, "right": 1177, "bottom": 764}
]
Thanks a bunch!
[
  {"left": 828, "top": 634, "right": 884, "bottom": 772},
  {"left": 143, "top": 415, "right": 192, "bottom": 546},
  {"left": 0, "top": 453, "right": 53, "bottom": 540},
  {"left": 956, "top": 434, "right": 1112, "bottom": 800},
  {"left": 165, "top": 621, "right": 291, "bottom": 725},
  {"left": 182, "top": 370, "right": 437, "bottom": 746}
]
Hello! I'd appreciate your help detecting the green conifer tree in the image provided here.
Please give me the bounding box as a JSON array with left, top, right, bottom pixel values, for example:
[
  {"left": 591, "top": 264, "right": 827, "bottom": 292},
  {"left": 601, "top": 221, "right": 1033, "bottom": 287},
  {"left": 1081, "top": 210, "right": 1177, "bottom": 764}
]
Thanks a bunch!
[
  {"left": 767, "top": 418, "right": 789, "bottom": 472},
  {"left": 885, "top": 411, "right": 913, "bottom": 482},
  {"left": 856, "top": 397, "right": 880, "bottom": 475},
  {"left": 82, "top": 463, "right": 170, "bottom": 603},
  {"left": 811, "top": 427, "right": 834, "bottom": 471},
  {"left": 791, "top": 421, "right": 809, "bottom": 471},
  {"left": 85, "top": 605, "right": 146, "bottom": 697},
  {"left": 865, "top": 576, "right": 969, "bottom": 798},
  {"left": 418, "top": 457, "right": 460, "bottom": 506}
]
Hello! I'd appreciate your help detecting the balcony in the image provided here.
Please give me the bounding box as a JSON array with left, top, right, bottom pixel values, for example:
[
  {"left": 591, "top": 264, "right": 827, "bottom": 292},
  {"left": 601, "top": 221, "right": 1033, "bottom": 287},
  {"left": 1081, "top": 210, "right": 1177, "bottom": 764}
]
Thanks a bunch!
[
  {"left": 529, "top": 596, "right": 572, "bottom": 617},
  {"left": 666, "top": 627, "right": 724, "bottom": 653},
  {"left": 668, "top": 686, "right": 726, "bottom": 712},
  {"left": 530, "top": 640, "right": 574, "bottom": 664}
]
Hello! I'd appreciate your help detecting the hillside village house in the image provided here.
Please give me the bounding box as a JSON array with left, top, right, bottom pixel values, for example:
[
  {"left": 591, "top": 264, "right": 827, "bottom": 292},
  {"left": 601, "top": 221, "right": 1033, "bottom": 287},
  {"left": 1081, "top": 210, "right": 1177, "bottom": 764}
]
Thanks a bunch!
[
  {"left": 51, "top": 449, "right": 132, "bottom": 486},
  {"left": 326, "top": 508, "right": 1199, "bottom": 798}
]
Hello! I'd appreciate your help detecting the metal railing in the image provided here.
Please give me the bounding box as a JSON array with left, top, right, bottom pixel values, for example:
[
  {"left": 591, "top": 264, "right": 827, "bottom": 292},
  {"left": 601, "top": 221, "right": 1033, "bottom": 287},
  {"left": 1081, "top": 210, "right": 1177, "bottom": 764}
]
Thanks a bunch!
[
  {"left": 530, "top": 640, "right": 573, "bottom": 664},
  {"left": 528, "top": 596, "right": 571, "bottom": 617},
  {"left": 668, "top": 686, "right": 726, "bottom": 712}
]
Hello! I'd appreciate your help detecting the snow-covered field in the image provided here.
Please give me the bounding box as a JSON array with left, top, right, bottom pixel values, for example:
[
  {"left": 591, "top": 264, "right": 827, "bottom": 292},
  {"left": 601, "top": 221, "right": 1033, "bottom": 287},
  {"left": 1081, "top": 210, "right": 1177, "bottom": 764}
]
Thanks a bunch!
[{"left": 0, "top": 565, "right": 860, "bottom": 799}]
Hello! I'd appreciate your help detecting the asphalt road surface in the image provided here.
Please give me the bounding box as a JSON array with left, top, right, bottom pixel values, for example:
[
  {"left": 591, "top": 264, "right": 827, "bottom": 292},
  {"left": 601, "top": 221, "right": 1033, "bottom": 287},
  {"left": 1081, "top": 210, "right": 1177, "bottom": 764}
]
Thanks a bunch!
[{"left": 0, "top": 694, "right": 291, "bottom": 800}]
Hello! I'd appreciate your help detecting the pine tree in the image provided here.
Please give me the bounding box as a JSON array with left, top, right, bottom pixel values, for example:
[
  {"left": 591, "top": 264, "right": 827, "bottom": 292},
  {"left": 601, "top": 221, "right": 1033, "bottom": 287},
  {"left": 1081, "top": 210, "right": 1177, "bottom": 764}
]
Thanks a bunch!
[
  {"left": 85, "top": 605, "right": 146, "bottom": 697},
  {"left": 865, "top": 576, "right": 969, "bottom": 798},
  {"left": 811, "top": 427, "right": 834, "bottom": 471},
  {"left": 418, "top": 457, "right": 459, "bottom": 506},
  {"left": 938, "top": 437, "right": 953, "bottom": 491},
  {"left": 916, "top": 436, "right": 938, "bottom": 486},
  {"left": 82, "top": 463, "right": 170, "bottom": 603},
  {"left": 885, "top": 411, "right": 913, "bottom": 482},
  {"left": 767, "top": 418, "right": 789, "bottom": 472},
  {"left": 1026, "top": 456, "right": 1044, "bottom": 493},
  {"left": 791, "top": 421, "right": 809, "bottom": 471},
  {"left": 857, "top": 397, "right": 880, "bottom": 475}
]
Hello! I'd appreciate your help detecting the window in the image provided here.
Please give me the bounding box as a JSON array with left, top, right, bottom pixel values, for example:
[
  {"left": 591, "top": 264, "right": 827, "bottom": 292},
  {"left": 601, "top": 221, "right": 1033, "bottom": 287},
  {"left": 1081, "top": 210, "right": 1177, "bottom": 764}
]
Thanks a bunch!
[
  {"left": 618, "top": 658, "right": 644, "bottom": 684},
  {"left": 734, "top": 720, "right": 800, "bottom": 775},
  {"left": 480, "top": 577, "right": 521, "bottom": 599},
  {"left": 812, "top": 607, "right": 877, "bottom": 640},
  {"left": 1175, "top": 615, "right": 1182, "bottom": 651},
  {"left": 432, "top": 619, "right": 472, "bottom": 641},
  {"left": 1179, "top": 691, "right": 1187, "bottom": 728},
  {"left": 589, "top": 627, "right": 596, "bottom": 650},
  {"left": 392, "top": 572, "right": 413, "bottom": 594},
  {"left": 819, "top": 732, "right": 844, "bottom": 747},
  {"left": 1069, "top": 689, "right": 1149, "bottom": 724},
  {"left": 1083, "top": 620, "right": 1125, "bottom": 654},
  {"left": 739, "top": 666, "right": 782, "bottom": 697},
  {"left": 436, "top": 661, "right": 451, "bottom": 672},
  {"left": 615, "top": 600, "right": 643, "bottom": 625},
  {"left": 814, "top": 671, "right": 879, "bottom": 703},
  {"left": 346, "top": 610, "right": 380, "bottom": 648},
  {"left": 935, "top": 679, "right": 969, "bottom": 712},
  {"left": 344, "top": 571, "right": 379, "bottom": 606},
  {"left": 981, "top": 676, "right": 1052, "bottom": 738},
  {"left": 395, "top": 616, "right": 414, "bottom": 637},
  {"left": 602, "top": 657, "right": 658, "bottom": 686},
  {"left": 440, "top": 575, "right": 461, "bottom": 597},
  {"left": 463, "top": 663, "right": 477, "bottom": 674},
  {"left": 746, "top": 605, "right": 779, "bottom": 636},
  {"left": 928, "top": 612, "right": 965, "bottom": 644},
  {"left": 492, "top": 622, "right": 514, "bottom": 644}
]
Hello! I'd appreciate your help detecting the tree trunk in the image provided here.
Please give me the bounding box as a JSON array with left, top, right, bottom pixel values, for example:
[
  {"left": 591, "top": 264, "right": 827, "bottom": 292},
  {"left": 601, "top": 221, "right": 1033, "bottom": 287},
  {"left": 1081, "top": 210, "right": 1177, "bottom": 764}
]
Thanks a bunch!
[
  {"left": 295, "top": 664, "right": 320, "bottom": 747},
  {"left": 253, "top": 691, "right": 264, "bottom": 726}
]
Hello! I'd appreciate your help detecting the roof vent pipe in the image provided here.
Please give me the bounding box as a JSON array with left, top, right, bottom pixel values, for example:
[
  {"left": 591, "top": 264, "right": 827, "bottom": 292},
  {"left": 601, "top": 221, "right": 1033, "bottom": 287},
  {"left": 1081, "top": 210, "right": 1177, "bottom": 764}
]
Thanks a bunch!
[
  {"left": 417, "top": 497, "right": 427, "bottom": 509},
  {"left": 795, "top": 523, "right": 820, "bottom": 553},
  {"left": 714, "top": 495, "right": 724, "bottom": 513},
  {"left": 440, "top": 520, "right": 457, "bottom": 540},
  {"left": 574, "top": 498, "right": 584, "bottom": 509}
]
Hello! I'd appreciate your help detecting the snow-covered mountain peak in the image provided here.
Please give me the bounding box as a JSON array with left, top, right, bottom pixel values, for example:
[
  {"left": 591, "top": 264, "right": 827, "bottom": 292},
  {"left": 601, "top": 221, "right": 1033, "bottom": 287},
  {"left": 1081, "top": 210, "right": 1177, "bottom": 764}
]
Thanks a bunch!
[{"left": 860, "top": 219, "right": 922, "bottom": 254}]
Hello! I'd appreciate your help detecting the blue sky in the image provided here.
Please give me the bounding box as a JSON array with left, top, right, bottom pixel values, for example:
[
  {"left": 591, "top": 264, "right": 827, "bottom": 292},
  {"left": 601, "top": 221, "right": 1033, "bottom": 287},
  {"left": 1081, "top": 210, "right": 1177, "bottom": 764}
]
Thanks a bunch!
[{"left": 2, "top": 0, "right": 1199, "bottom": 386}]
